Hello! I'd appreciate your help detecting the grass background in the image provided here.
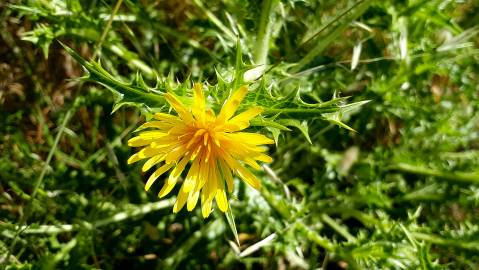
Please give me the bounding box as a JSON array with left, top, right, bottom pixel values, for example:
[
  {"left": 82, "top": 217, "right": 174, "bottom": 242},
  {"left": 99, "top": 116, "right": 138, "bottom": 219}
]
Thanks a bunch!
[{"left": 1, "top": 0, "right": 479, "bottom": 269}]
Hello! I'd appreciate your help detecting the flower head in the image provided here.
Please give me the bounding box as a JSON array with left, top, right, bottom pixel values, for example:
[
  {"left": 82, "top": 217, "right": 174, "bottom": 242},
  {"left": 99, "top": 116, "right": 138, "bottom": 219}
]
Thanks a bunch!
[{"left": 128, "top": 84, "right": 274, "bottom": 217}]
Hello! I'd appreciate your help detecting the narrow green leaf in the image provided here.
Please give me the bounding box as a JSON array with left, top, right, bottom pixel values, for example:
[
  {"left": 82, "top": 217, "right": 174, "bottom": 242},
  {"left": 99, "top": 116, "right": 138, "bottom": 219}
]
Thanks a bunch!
[
  {"left": 292, "top": 0, "right": 371, "bottom": 72},
  {"left": 233, "top": 39, "right": 246, "bottom": 90},
  {"left": 225, "top": 207, "right": 240, "bottom": 247},
  {"left": 250, "top": 118, "right": 291, "bottom": 131},
  {"left": 340, "top": 100, "right": 371, "bottom": 114},
  {"left": 419, "top": 244, "right": 435, "bottom": 270}
]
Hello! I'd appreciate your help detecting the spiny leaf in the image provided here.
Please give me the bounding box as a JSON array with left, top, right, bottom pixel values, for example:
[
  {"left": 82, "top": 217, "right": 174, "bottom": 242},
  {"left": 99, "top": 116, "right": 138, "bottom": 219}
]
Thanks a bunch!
[
  {"left": 60, "top": 42, "right": 166, "bottom": 110},
  {"left": 322, "top": 112, "right": 356, "bottom": 132},
  {"left": 277, "top": 119, "right": 312, "bottom": 144},
  {"left": 267, "top": 127, "right": 282, "bottom": 146}
]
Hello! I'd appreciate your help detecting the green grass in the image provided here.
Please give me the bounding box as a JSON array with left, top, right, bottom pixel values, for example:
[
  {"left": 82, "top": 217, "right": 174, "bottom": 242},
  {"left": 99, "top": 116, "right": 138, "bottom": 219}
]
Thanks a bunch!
[{"left": 1, "top": 0, "right": 479, "bottom": 269}]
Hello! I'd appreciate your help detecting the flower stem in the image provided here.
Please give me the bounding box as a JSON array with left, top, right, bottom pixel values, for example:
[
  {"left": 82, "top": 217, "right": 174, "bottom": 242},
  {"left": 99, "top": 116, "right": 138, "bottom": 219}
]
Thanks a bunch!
[
  {"left": 93, "top": 0, "right": 123, "bottom": 58},
  {"left": 262, "top": 107, "right": 339, "bottom": 115},
  {"left": 254, "top": 0, "right": 278, "bottom": 66}
]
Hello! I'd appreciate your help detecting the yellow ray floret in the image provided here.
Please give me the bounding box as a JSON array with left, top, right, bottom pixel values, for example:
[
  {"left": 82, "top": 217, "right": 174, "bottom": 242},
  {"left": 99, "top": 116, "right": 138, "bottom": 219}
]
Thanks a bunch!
[{"left": 128, "top": 84, "right": 273, "bottom": 218}]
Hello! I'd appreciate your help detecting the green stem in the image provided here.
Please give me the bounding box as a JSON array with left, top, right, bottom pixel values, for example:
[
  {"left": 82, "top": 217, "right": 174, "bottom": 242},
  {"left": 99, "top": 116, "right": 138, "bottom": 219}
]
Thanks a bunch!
[
  {"left": 192, "top": 0, "right": 236, "bottom": 42},
  {"left": 411, "top": 232, "right": 479, "bottom": 251},
  {"left": 295, "top": 222, "right": 335, "bottom": 252},
  {"left": 3, "top": 199, "right": 174, "bottom": 235},
  {"left": 259, "top": 188, "right": 291, "bottom": 219},
  {"left": 322, "top": 207, "right": 379, "bottom": 227},
  {"left": 320, "top": 213, "right": 356, "bottom": 242},
  {"left": 262, "top": 107, "right": 339, "bottom": 115},
  {"left": 390, "top": 163, "right": 479, "bottom": 184},
  {"left": 254, "top": 0, "right": 277, "bottom": 65},
  {"left": 33, "top": 110, "right": 73, "bottom": 199},
  {"left": 93, "top": 0, "right": 123, "bottom": 58}
]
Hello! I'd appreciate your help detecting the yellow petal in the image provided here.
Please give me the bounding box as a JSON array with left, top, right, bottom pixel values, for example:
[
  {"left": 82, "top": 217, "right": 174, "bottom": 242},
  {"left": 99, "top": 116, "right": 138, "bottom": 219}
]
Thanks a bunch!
[
  {"left": 128, "top": 146, "right": 161, "bottom": 164},
  {"left": 138, "top": 131, "right": 168, "bottom": 140},
  {"left": 153, "top": 112, "right": 181, "bottom": 123},
  {"left": 170, "top": 155, "right": 190, "bottom": 180},
  {"left": 192, "top": 83, "right": 205, "bottom": 122},
  {"left": 190, "top": 144, "right": 203, "bottom": 161},
  {"left": 205, "top": 161, "right": 218, "bottom": 202},
  {"left": 225, "top": 106, "right": 263, "bottom": 131},
  {"left": 235, "top": 164, "right": 261, "bottom": 189},
  {"left": 244, "top": 157, "right": 261, "bottom": 170},
  {"left": 158, "top": 155, "right": 190, "bottom": 198},
  {"left": 195, "top": 153, "right": 210, "bottom": 191},
  {"left": 215, "top": 189, "right": 228, "bottom": 212},
  {"left": 230, "top": 106, "right": 263, "bottom": 122},
  {"left": 158, "top": 180, "right": 176, "bottom": 198},
  {"left": 187, "top": 190, "right": 200, "bottom": 211},
  {"left": 138, "top": 146, "right": 162, "bottom": 158},
  {"left": 145, "top": 163, "right": 174, "bottom": 191},
  {"left": 165, "top": 145, "right": 188, "bottom": 164},
  {"left": 206, "top": 109, "right": 216, "bottom": 121},
  {"left": 201, "top": 198, "right": 213, "bottom": 218},
  {"left": 173, "top": 185, "right": 188, "bottom": 213},
  {"left": 205, "top": 142, "right": 212, "bottom": 163},
  {"left": 137, "top": 121, "right": 175, "bottom": 131},
  {"left": 183, "top": 160, "right": 199, "bottom": 193},
  {"left": 164, "top": 93, "right": 194, "bottom": 123},
  {"left": 226, "top": 132, "right": 275, "bottom": 145},
  {"left": 244, "top": 144, "right": 269, "bottom": 153},
  {"left": 217, "top": 85, "right": 248, "bottom": 123},
  {"left": 167, "top": 125, "right": 191, "bottom": 136},
  {"left": 203, "top": 132, "right": 209, "bottom": 146},
  {"left": 254, "top": 153, "right": 273, "bottom": 163},
  {"left": 222, "top": 152, "right": 261, "bottom": 189},
  {"left": 150, "top": 135, "right": 181, "bottom": 148},
  {"left": 128, "top": 136, "right": 156, "bottom": 147},
  {"left": 187, "top": 129, "right": 206, "bottom": 149},
  {"left": 142, "top": 154, "right": 165, "bottom": 172},
  {"left": 219, "top": 159, "right": 234, "bottom": 192},
  {"left": 127, "top": 153, "right": 141, "bottom": 164},
  {"left": 220, "top": 123, "right": 243, "bottom": 132}
]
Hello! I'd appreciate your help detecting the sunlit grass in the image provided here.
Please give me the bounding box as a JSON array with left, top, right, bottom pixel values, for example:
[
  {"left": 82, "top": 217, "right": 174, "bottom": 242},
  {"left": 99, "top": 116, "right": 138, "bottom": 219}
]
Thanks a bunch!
[{"left": 1, "top": 0, "right": 479, "bottom": 269}]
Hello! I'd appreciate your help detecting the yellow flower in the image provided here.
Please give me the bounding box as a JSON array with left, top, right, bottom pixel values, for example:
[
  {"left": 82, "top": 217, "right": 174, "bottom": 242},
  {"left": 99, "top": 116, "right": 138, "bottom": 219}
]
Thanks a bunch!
[{"left": 127, "top": 84, "right": 274, "bottom": 218}]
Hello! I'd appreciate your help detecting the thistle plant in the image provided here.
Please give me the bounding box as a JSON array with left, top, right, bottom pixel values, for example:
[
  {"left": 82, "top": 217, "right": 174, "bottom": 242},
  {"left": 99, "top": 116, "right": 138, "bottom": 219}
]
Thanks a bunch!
[
  {"left": 60, "top": 39, "right": 361, "bottom": 220},
  {"left": 3, "top": 0, "right": 479, "bottom": 269}
]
